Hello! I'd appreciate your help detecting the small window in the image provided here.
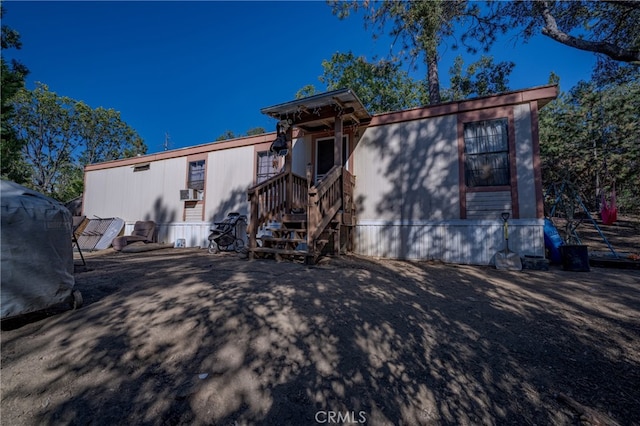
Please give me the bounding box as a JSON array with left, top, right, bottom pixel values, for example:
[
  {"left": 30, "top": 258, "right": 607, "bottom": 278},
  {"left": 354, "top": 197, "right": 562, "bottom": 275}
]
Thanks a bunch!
[
  {"left": 133, "top": 163, "right": 150, "bottom": 172},
  {"left": 464, "top": 118, "right": 510, "bottom": 187},
  {"left": 256, "top": 151, "right": 280, "bottom": 184},
  {"left": 188, "top": 160, "right": 205, "bottom": 190}
]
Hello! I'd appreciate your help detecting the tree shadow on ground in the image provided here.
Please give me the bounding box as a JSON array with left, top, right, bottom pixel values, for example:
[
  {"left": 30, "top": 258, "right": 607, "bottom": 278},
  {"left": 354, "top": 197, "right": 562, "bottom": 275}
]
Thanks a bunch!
[{"left": 1, "top": 252, "right": 639, "bottom": 425}]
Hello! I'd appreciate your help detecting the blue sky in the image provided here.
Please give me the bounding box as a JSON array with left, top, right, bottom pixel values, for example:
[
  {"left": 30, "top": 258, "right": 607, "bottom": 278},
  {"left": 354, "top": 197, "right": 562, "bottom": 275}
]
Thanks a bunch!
[{"left": 4, "top": 1, "right": 598, "bottom": 154}]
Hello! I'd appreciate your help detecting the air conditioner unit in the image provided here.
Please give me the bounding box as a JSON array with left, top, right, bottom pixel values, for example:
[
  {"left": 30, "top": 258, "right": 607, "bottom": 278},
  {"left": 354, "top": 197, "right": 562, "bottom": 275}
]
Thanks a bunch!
[{"left": 180, "top": 189, "right": 200, "bottom": 201}]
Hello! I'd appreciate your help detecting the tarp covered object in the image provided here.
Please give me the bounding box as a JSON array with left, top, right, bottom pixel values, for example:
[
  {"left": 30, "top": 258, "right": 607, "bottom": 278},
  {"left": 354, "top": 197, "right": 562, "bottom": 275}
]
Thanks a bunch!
[{"left": 1, "top": 180, "right": 75, "bottom": 319}]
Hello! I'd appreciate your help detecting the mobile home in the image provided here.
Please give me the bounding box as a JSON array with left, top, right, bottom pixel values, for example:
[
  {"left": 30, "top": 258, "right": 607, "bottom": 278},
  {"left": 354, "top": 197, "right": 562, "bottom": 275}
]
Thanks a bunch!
[{"left": 83, "top": 85, "right": 557, "bottom": 264}]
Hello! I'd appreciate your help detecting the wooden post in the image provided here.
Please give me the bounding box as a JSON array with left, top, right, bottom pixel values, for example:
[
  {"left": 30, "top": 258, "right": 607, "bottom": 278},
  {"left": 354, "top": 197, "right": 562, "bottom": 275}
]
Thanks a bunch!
[
  {"left": 285, "top": 126, "right": 293, "bottom": 213},
  {"left": 248, "top": 189, "right": 258, "bottom": 260},
  {"left": 333, "top": 114, "right": 343, "bottom": 254},
  {"left": 334, "top": 114, "right": 343, "bottom": 167}
]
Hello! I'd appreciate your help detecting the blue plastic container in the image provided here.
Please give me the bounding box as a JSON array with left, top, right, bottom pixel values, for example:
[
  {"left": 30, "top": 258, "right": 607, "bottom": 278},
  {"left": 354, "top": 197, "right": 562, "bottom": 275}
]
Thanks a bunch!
[{"left": 544, "top": 218, "right": 564, "bottom": 264}]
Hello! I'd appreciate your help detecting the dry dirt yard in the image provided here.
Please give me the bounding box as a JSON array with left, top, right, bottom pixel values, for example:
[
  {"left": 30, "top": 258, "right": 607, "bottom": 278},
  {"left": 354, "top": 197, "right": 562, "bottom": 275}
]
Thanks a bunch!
[{"left": 1, "top": 248, "right": 639, "bottom": 425}]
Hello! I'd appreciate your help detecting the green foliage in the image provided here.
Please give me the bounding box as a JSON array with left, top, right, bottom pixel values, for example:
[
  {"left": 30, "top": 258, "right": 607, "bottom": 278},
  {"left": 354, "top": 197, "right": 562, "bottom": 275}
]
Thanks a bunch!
[
  {"left": 329, "top": 1, "right": 638, "bottom": 107},
  {"left": 9, "top": 83, "right": 146, "bottom": 201},
  {"left": 295, "top": 85, "right": 317, "bottom": 100},
  {"left": 216, "top": 127, "right": 266, "bottom": 141},
  {"left": 299, "top": 51, "right": 515, "bottom": 111},
  {"left": 245, "top": 127, "right": 266, "bottom": 136},
  {"left": 539, "top": 77, "right": 640, "bottom": 213},
  {"left": 1, "top": 9, "right": 30, "bottom": 183},
  {"left": 444, "top": 55, "right": 515, "bottom": 101},
  {"left": 215, "top": 130, "right": 238, "bottom": 141},
  {"left": 492, "top": 0, "right": 640, "bottom": 63},
  {"left": 329, "top": 1, "right": 500, "bottom": 104},
  {"left": 11, "top": 83, "right": 79, "bottom": 197},
  {"left": 319, "top": 51, "right": 425, "bottom": 113},
  {"left": 75, "top": 102, "right": 146, "bottom": 165}
]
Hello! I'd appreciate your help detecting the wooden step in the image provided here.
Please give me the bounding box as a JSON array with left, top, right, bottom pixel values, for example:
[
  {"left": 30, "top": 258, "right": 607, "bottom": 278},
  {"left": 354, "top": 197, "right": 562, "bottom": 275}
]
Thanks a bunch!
[
  {"left": 250, "top": 247, "right": 308, "bottom": 256},
  {"left": 268, "top": 228, "right": 308, "bottom": 239},
  {"left": 267, "top": 226, "right": 307, "bottom": 232},
  {"left": 282, "top": 213, "right": 307, "bottom": 222},
  {"left": 259, "top": 236, "right": 307, "bottom": 244}
]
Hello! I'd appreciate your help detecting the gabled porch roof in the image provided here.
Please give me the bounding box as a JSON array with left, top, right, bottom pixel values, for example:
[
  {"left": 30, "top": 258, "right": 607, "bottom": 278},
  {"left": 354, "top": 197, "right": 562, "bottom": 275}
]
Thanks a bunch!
[{"left": 260, "top": 88, "right": 372, "bottom": 133}]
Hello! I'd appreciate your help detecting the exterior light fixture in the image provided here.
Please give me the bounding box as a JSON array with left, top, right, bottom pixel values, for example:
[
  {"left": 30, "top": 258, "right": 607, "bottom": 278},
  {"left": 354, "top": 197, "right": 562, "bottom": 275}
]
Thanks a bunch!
[{"left": 270, "top": 123, "right": 289, "bottom": 156}]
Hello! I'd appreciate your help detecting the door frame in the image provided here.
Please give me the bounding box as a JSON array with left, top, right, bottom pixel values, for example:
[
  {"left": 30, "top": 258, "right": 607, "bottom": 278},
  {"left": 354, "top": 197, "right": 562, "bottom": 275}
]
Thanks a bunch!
[{"left": 314, "top": 135, "right": 350, "bottom": 183}]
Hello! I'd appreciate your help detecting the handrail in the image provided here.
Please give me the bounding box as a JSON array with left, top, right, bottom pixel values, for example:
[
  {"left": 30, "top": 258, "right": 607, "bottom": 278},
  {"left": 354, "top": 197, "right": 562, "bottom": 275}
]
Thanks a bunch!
[
  {"left": 307, "top": 166, "right": 344, "bottom": 243},
  {"left": 247, "top": 171, "right": 308, "bottom": 256},
  {"left": 248, "top": 164, "right": 354, "bottom": 259},
  {"left": 309, "top": 165, "right": 341, "bottom": 196},
  {"left": 247, "top": 170, "right": 285, "bottom": 193}
]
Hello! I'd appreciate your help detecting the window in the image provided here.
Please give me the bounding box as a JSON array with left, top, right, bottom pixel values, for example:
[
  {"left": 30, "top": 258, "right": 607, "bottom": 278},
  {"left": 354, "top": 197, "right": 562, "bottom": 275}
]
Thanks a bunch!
[
  {"left": 133, "top": 163, "right": 150, "bottom": 172},
  {"left": 464, "top": 118, "right": 510, "bottom": 187},
  {"left": 188, "top": 160, "right": 205, "bottom": 190},
  {"left": 256, "top": 151, "right": 280, "bottom": 184}
]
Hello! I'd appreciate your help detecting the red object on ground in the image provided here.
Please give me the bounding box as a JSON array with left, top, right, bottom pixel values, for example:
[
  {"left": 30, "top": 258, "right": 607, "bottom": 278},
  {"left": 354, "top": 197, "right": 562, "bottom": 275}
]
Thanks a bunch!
[{"left": 601, "top": 187, "right": 617, "bottom": 225}]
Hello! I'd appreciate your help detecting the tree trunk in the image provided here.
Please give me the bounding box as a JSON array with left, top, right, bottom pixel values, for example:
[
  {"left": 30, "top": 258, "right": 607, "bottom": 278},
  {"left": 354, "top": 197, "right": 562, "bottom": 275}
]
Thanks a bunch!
[{"left": 427, "top": 50, "right": 441, "bottom": 104}]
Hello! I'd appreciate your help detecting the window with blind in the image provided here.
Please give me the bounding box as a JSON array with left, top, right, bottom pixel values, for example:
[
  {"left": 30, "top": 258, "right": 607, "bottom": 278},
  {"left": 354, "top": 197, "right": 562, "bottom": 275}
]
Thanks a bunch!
[
  {"left": 256, "top": 151, "right": 280, "bottom": 183},
  {"left": 464, "top": 118, "right": 510, "bottom": 187},
  {"left": 188, "top": 160, "right": 205, "bottom": 190}
]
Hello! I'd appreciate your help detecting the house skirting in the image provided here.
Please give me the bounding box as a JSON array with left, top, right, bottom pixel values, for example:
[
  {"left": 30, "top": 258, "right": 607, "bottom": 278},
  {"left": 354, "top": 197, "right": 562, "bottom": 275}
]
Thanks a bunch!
[
  {"left": 124, "top": 219, "right": 545, "bottom": 266},
  {"left": 124, "top": 221, "right": 213, "bottom": 249},
  {"left": 354, "top": 219, "right": 545, "bottom": 265}
]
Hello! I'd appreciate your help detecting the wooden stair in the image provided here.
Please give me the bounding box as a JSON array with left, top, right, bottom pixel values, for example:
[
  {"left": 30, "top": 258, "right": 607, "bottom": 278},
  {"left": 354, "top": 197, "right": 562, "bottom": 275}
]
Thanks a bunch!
[
  {"left": 247, "top": 166, "right": 355, "bottom": 264},
  {"left": 252, "top": 213, "right": 335, "bottom": 263}
]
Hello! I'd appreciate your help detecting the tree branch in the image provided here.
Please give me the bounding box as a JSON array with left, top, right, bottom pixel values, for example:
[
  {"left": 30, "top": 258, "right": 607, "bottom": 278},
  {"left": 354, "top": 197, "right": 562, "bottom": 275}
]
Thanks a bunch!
[
  {"left": 540, "top": 3, "right": 640, "bottom": 63},
  {"left": 603, "top": 1, "right": 640, "bottom": 11}
]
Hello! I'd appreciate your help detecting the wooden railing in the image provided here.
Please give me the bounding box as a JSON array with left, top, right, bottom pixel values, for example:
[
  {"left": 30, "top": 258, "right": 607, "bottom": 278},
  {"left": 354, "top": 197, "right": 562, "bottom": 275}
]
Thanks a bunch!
[
  {"left": 248, "top": 165, "right": 355, "bottom": 260},
  {"left": 307, "top": 165, "right": 343, "bottom": 243},
  {"left": 247, "top": 171, "right": 308, "bottom": 252},
  {"left": 342, "top": 168, "right": 356, "bottom": 226}
]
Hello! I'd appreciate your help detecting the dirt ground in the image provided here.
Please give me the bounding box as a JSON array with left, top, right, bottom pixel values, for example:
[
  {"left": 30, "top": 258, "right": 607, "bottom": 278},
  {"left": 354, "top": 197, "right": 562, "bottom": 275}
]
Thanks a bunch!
[{"left": 2, "top": 215, "right": 640, "bottom": 426}]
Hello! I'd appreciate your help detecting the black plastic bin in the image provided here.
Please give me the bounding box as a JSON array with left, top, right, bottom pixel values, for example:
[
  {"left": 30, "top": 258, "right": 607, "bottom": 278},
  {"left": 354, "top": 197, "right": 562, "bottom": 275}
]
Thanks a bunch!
[{"left": 559, "top": 245, "right": 590, "bottom": 272}]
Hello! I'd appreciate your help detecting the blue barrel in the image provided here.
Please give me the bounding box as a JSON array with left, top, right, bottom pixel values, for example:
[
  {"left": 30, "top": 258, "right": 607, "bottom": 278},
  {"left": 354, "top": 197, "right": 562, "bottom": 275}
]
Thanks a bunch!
[{"left": 544, "top": 218, "right": 564, "bottom": 264}]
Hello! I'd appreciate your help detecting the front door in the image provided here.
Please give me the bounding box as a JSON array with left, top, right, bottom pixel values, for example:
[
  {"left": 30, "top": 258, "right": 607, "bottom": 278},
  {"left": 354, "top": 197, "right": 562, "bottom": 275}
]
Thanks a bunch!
[{"left": 315, "top": 136, "right": 349, "bottom": 182}]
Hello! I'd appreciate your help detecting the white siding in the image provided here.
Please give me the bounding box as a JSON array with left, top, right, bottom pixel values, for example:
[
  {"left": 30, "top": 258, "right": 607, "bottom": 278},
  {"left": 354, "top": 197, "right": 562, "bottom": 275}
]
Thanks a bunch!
[
  {"left": 354, "top": 115, "right": 461, "bottom": 223},
  {"left": 84, "top": 157, "right": 185, "bottom": 223},
  {"left": 354, "top": 219, "right": 544, "bottom": 265},
  {"left": 291, "top": 136, "right": 312, "bottom": 177},
  {"left": 204, "top": 145, "right": 255, "bottom": 222},
  {"left": 514, "top": 103, "right": 538, "bottom": 218},
  {"left": 184, "top": 203, "right": 204, "bottom": 222},
  {"left": 124, "top": 221, "right": 212, "bottom": 248},
  {"left": 466, "top": 191, "right": 512, "bottom": 219}
]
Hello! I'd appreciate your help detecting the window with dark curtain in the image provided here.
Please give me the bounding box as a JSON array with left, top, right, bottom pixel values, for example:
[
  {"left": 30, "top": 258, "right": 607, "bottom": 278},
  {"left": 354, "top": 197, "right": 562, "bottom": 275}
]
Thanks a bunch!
[
  {"left": 188, "top": 160, "right": 205, "bottom": 190},
  {"left": 464, "top": 118, "right": 510, "bottom": 187}
]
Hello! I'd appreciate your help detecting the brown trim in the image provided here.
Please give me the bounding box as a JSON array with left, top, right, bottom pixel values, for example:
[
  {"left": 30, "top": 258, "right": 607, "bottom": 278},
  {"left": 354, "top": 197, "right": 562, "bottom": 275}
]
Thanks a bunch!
[
  {"left": 370, "top": 84, "right": 558, "bottom": 129},
  {"left": 311, "top": 131, "right": 353, "bottom": 181},
  {"left": 253, "top": 142, "right": 284, "bottom": 186},
  {"left": 466, "top": 185, "right": 512, "bottom": 193},
  {"left": 185, "top": 154, "right": 207, "bottom": 221},
  {"left": 457, "top": 117, "right": 466, "bottom": 219},
  {"left": 507, "top": 111, "right": 520, "bottom": 219},
  {"left": 457, "top": 106, "right": 519, "bottom": 219},
  {"left": 81, "top": 168, "right": 87, "bottom": 216},
  {"left": 530, "top": 101, "right": 544, "bottom": 218},
  {"left": 253, "top": 142, "right": 271, "bottom": 186},
  {"left": 85, "top": 86, "right": 557, "bottom": 174},
  {"left": 85, "top": 132, "right": 277, "bottom": 172}
]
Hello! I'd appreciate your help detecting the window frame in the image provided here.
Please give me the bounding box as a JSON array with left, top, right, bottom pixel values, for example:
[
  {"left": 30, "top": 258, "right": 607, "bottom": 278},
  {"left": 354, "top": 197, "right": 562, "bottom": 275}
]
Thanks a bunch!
[
  {"left": 314, "top": 135, "right": 349, "bottom": 183},
  {"left": 255, "top": 150, "right": 282, "bottom": 184},
  {"left": 463, "top": 118, "right": 511, "bottom": 188},
  {"left": 188, "top": 159, "right": 205, "bottom": 190}
]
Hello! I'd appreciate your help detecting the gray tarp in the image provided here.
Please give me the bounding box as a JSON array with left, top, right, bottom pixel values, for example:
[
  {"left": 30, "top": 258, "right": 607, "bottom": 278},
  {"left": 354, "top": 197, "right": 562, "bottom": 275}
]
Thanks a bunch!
[{"left": 1, "top": 180, "right": 75, "bottom": 319}]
